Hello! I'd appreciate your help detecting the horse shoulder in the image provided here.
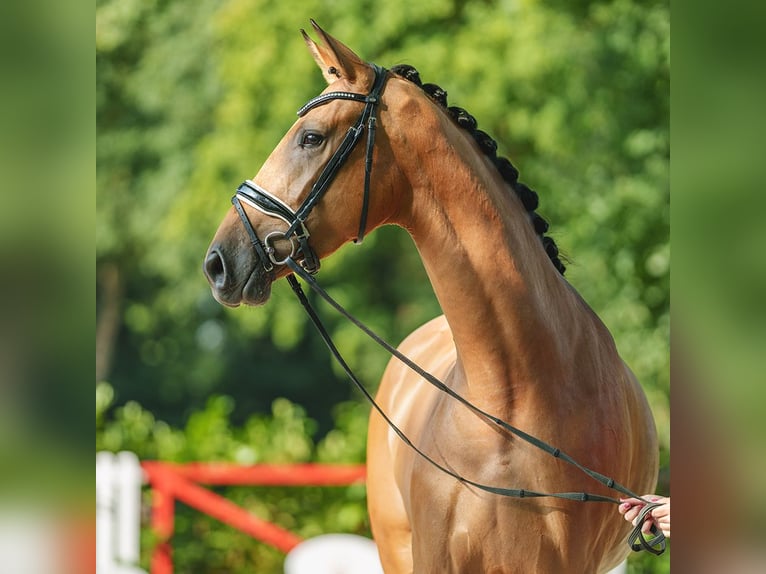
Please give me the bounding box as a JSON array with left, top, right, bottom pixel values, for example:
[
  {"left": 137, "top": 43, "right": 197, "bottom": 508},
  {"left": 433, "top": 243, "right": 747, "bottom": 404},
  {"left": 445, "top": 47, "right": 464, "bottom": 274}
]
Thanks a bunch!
[
  {"left": 366, "top": 314, "right": 456, "bottom": 574},
  {"left": 372, "top": 314, "right": 456, "bottom": 442}
]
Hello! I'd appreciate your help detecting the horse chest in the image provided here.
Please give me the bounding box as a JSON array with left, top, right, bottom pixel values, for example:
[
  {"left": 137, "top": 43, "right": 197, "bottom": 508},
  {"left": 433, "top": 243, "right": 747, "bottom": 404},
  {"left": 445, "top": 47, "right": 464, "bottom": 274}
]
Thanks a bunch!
[
  {"left": 405, "top": 462, "right": 564, "bottom": 572},
  {"left": 402, "top": 407, "right": 525, "bottom": 524}
]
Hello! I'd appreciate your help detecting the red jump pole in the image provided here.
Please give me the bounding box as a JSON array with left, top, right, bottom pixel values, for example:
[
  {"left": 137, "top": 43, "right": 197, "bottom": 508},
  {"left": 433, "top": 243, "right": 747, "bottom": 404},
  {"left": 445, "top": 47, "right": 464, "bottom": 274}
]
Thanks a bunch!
[
  {"left": 147, "top": 466, "right": 175, "bottom": 574},
  {"left": 166, "top": 463, "right": 366, "bottom": 487},
  {"left": 142, "top": 462, "right": 368, "bottom": 573},
  {"left": 144, "top": 463, "right": 302, "bottom": 554}
]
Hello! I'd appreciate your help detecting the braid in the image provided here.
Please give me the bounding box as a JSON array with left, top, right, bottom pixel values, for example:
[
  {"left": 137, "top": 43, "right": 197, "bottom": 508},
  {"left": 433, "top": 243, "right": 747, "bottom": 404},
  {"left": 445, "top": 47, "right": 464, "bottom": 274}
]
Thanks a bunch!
[
  {"left": 390, "top": 64, "right": 422, "bottom": 86},
  {"left": 391, "top": 65, "right": 566, "bottom": 275},
  {"left": 421, "top": 83, "right": 448, "bottom": 107}
]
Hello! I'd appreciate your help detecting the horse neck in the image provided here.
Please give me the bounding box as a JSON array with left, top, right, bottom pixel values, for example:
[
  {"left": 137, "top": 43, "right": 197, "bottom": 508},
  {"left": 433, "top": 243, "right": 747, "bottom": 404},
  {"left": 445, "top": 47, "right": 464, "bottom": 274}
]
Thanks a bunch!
[{"left": 394, "top": 113, "right": 582, "bottom": 411}]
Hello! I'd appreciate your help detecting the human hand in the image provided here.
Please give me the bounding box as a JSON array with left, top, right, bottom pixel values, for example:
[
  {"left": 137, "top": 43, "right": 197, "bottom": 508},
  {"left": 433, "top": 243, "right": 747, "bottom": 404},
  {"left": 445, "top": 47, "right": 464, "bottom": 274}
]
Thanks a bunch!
[{"left": 618, "top": 495, "right": 670, "bottom": 538}]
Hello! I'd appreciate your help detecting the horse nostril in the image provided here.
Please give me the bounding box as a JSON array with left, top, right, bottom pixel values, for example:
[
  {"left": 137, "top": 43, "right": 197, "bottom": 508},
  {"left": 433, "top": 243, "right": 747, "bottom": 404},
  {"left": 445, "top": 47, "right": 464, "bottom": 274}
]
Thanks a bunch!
[{"left": 204, "top": 248, "right": 228, "bottom": 288}]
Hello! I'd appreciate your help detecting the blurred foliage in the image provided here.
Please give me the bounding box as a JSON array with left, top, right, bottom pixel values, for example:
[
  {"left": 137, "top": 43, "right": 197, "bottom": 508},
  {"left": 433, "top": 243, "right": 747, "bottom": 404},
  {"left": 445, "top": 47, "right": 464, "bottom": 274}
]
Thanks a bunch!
[
  {"left": 97, "top": 0, "right": 668, "bottom": 571},
  {"left": 97, "top": 383, "right": 369, "bottom": 573}
]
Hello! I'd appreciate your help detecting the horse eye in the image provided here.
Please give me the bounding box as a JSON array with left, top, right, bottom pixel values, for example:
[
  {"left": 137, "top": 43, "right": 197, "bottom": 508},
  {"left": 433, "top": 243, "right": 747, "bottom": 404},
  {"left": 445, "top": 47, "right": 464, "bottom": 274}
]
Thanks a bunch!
[{"left": 301, "top": 132, "right": 324, "bottom": 147}]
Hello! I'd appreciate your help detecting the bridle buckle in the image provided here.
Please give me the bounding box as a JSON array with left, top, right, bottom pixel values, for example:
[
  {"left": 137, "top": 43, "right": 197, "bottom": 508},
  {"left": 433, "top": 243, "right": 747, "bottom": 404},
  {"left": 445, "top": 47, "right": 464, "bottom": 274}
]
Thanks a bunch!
[{"left": 263, "top": 230, "right": 298, "bottom": 266}]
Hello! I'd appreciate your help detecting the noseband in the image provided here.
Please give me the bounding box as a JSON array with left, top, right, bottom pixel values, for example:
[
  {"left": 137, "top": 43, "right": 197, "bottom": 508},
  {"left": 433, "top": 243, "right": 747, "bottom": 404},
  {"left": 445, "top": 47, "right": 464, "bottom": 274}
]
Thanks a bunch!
[{"left": 231, "top": 64, "right": 388, "bottom": 275}]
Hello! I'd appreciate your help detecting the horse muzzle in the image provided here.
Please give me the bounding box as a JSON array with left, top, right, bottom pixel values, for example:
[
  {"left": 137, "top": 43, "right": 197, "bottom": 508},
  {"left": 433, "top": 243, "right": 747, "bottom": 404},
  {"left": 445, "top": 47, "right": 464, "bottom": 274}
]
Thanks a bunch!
[{"left": 203, "top": 242, "right": 274, "bottom": 307}]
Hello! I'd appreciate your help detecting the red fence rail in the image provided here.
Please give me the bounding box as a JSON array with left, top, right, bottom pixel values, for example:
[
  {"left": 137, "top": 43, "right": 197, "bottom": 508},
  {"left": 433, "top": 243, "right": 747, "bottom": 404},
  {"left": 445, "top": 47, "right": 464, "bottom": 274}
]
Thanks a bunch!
[{"left": 141, "top": 462, "right": 367, "bottom": 574}]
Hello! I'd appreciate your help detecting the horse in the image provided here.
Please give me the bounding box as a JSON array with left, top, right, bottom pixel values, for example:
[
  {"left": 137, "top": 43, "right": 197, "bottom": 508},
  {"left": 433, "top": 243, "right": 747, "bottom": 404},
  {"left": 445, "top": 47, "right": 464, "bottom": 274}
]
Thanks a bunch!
[{"left": 203, "top": 21, "right": 659, "bottom": 573}]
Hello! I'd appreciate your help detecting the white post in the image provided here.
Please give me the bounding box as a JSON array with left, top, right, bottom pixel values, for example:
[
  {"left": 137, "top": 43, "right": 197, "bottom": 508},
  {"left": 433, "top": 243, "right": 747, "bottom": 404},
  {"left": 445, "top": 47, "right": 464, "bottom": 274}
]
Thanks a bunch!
[
  {"left": 96, "top": 451, "right": 115, "bottom": 573},
  {"left": 116, "top": 451, "right": 143, "bottom": 566},
  {"left": 96, "top": 451, "right": 148, "bottom": 574}
]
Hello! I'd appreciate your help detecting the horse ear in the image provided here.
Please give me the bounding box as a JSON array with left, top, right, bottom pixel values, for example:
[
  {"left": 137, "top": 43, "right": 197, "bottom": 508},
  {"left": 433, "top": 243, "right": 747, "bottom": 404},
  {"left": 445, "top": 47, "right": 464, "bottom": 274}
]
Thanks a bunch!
[{"left": 302, "top": 20, "right": 368, "bottom": 85}]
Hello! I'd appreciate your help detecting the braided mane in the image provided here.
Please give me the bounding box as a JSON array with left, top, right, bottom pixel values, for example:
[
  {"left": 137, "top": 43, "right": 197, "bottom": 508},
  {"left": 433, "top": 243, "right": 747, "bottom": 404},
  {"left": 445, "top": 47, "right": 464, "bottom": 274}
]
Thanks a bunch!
[{"left": 391, "top": 64, "right": 566, "bottom": 275}]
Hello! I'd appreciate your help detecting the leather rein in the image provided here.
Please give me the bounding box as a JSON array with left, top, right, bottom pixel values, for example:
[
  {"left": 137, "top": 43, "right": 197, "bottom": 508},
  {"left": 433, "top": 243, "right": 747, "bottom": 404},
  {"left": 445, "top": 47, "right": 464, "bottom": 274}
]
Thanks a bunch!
[{"left": 230, "top": 64, "right": 666, "bottom": 556}]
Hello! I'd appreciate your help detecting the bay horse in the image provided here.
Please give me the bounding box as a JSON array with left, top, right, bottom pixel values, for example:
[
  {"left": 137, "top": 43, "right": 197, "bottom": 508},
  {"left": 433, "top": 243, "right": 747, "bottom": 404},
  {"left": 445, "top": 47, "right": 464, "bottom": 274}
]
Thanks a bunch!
[{"left": 204, "top": 21, "right": 659, "bottom": 573}]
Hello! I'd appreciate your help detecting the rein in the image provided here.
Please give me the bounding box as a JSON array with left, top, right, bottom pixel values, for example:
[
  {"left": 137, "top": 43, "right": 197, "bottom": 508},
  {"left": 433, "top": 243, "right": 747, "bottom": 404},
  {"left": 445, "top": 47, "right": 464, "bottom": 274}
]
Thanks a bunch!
[
  {"left": 284, "top": 260, "right": 666, "bottom": 556},
  {"left": 230, "top": 63, "right": 665, "bottom": 556}
]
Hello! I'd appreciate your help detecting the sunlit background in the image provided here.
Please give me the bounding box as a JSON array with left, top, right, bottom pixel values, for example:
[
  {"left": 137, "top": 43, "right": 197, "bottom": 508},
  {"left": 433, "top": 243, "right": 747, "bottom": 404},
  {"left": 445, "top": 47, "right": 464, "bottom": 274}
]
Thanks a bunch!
[{"left": 95, "top": 0, "right": 670, "bottom": 572}]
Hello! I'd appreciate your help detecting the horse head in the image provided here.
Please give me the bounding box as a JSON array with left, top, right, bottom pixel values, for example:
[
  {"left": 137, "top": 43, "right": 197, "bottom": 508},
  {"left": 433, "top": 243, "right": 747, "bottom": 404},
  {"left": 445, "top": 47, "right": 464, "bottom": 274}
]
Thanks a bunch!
[{"left": 204, "top": 21, "right": 407, "bottom": 307}]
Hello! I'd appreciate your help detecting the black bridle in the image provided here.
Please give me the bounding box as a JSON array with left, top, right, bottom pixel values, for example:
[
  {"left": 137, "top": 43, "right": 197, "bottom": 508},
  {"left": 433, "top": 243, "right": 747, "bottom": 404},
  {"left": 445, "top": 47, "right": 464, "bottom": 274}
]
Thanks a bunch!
[
  {"left": 229, "top": 62, "right": 666, "bottom": 556},
  {"left": 231, "top": 63, "right": 388, "bottom": 275}
]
